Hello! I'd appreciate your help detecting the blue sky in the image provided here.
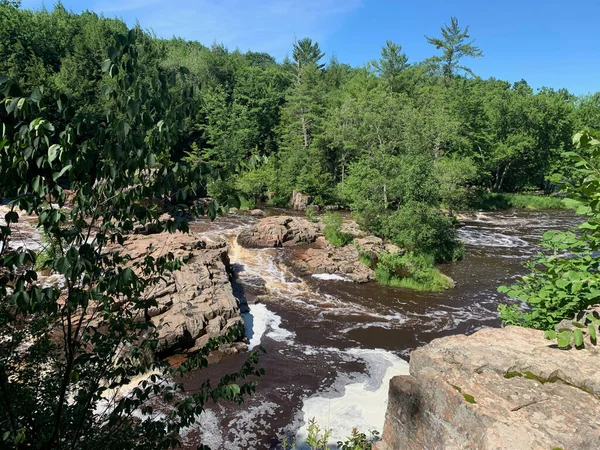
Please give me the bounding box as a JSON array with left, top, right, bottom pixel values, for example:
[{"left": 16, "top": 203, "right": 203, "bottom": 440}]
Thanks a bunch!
[{"left": 20, "top": 0, "right": 600, "bottom": 95}]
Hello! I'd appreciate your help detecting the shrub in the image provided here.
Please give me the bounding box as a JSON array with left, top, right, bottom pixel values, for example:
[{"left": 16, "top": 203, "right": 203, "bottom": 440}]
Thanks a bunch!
[
  {"left": 384, "top": 202, "right": 464, "bottom": 263},
  {"left": 322, "top": 212, "right": 353, "bottom": 247},
  {"left": 305, "top": 205, "right": 319, "bottom": 223},
  {"left": 498, "top": 130, "right": 600, "bottom": 336}
]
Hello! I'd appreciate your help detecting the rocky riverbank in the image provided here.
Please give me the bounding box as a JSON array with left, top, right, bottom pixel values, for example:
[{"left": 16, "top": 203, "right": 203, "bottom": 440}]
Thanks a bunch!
[
  {"left": 121, "top": 232, "right": 244, "bottom": 355},
  {"left": 375, "top": 325, "right": 600, "bottom": 450}
]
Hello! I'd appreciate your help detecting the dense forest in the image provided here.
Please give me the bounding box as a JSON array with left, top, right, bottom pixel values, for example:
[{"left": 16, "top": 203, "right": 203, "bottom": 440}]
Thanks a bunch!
[
  {"left": 2, "top": 0, "right": 600, "bottom": 263},
  {"left": 2, "top": 2, "right": 600, "bottom": 448}
]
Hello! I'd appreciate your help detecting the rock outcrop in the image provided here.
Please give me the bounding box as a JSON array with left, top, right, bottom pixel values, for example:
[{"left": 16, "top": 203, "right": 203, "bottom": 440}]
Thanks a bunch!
[
  {"left": 289, "top": 235, "right": 387, "bottom": 283},
  {"left": 289, "top": 190, "right": 312, "bottom": 210},
  {"left": 237, "top": 216, "right": 321, "bottom": 248},
  {"left": 376, "top": 326, "right": 600, "bottom": 450},
  {"left": 290, "top": 244, "right": 375, "bottom": 283},
  {"left": 122, "top": 232, "right": 242, "bottom": 354}
]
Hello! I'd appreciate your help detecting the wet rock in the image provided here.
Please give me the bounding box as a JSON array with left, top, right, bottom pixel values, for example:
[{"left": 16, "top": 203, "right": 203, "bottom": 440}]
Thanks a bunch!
[
  {"left": 250, "top": 209, "right": 265, "bottom": 217},
  {"left": 121, "top": 232, "right": 242, "bottom": 354},
  {"left": 237, "top": 216, "right": 321, "bottom": 248},
  {"left": 376, "top": 326, "right": 600, "bottom": 450},
  {"left": 289, "top": 190, "right": 312, "bottom": 211}
]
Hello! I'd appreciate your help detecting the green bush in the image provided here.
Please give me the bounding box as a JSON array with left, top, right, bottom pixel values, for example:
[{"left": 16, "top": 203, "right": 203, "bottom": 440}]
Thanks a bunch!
[
  {"left": 322, "top": 212, "right": 353, "bottom": 247},
  {"left": 239, "top": 197, "right": 256, "bottom": 210},
  {"left": 384, "top": 202, "right": 464, "bottom": 263},
  {"left": 305, "top": 205, "right": 319, "bottom": 223}
]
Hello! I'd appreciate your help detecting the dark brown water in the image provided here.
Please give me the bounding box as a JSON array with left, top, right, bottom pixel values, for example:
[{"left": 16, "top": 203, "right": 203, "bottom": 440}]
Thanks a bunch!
[{"left": 181, "top": 209, "right": 580, "bottom": 449}]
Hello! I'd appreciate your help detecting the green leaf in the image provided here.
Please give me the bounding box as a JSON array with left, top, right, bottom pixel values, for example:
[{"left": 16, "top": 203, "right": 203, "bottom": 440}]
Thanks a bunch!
[
  {"left": 48, "top": 144, "right": 61, "bottom": 164},
  {"left": 55, "top": 257, "right": 72, "bottom": 275},
  {"left": 126, "top": 98, "right": 139, "bottom": 120},
  {"left": 107, "top": 46, "right": 118, "bottom": 60},
  {"left": 30, "top": 87, "right": 43, "bottom": 104},
  {"left": 557, "top": 331, "right": 571, "bottom": 348},
  {"left": 544, "top": 330, "right": 556, "bottom": 340},
  {"left": 588, "top": 324, "right": 597, "bottom": 342},
  {"left": 52, "top": 165, "right": 72, "bottom": 182},
  {"left": 101, "top": 59, "right": 112, "bottom": 73},
  {"left": 573, "top": 329, "right": 584, "bottom": 347}
]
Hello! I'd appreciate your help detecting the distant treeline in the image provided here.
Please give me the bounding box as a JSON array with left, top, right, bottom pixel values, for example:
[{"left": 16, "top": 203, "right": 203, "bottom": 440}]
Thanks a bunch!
[{"left": 2, "top": 1, "right": 599, "bottom": 260}]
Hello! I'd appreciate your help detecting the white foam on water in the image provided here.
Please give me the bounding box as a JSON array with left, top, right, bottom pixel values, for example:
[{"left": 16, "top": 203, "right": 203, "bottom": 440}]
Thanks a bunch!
[
  {"left": 458, "top": 228, "right": 529, "bottom": 248},
  {"left": 311, "top": 273, "right": 351, "bottom": 282},
  {"left": 242, "top": 303, "right": 295, "bottom": 350},
  {"left": 295, "top": 348, "right": 410, "bottom": 448}
]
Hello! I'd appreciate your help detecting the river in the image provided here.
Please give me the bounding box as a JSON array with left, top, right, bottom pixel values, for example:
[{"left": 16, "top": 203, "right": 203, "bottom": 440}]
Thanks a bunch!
[{"left": 178, "top": 208, "right": 580, "bottom": 449}]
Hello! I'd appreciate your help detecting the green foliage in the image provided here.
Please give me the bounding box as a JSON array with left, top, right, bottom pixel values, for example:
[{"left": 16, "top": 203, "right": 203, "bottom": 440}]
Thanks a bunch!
[
  {"left": 544, "top": 313, "right": 600, "bottom": 349},
  {"left": 305, "top": 205, "right": 319, "bottom": 223},
  {"left": 322, "top": 212, "right": 353, "bottom": 247},
  {"left": 305, "top": 419, "right": 332, "bottom": 450},
  {"left": 384, "top": 202, "right": 465, "bottom": 263},
  {"left": 367, "top": 252, "right": 454, "bottom": 292},
  {"left": 0, "top": 29, "right": 261, "bottom": 449},
  {"left": 498, "top": 130, "right": 600, "bottom": 332},
  {"left": 435, "top": 155, "right": 478, "bottom": 214},
  {"left": 425, "top": 16, "right": 483, "bottom": 84},
  {"left": 470, "top": 193, "right": 568, "bottom": 210},
  {"left": 337, "top": 428, "right": 381, "bottom": 450}
]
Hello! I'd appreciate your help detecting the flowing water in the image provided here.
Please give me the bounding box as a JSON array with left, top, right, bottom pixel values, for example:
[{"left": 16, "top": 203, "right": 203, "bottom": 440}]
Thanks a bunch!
[
  {"left": 2, "top": 205, "right": 580, "bottom": 449},
  {"left": 179, "top": 209, "right": 581, "bottom": 449}
]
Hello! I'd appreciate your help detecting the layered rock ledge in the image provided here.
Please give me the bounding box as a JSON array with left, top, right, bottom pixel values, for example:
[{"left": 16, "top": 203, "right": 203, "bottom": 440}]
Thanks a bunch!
[
  {"left": 122, "top": 232, "right": 243, "bottom": 354},
  {"left": 376, "top": 326, "right": 600, "bottom": 450},
  {"left": 237, "top": 216, "right": 321, "bottom": 248},
  {"left": 289, "top": 236, "right": 388, "bottom": 283}
]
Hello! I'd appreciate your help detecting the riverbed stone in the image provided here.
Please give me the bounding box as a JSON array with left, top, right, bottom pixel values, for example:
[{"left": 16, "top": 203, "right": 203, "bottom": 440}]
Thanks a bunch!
[{"left": 375, "top": 326, "right": 600, "bottom": 450}]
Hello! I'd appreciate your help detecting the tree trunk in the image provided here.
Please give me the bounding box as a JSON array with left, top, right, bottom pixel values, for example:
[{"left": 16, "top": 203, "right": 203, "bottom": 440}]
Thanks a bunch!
[{"left": 300, "top": 115, "right": 309, "bottom": 148}]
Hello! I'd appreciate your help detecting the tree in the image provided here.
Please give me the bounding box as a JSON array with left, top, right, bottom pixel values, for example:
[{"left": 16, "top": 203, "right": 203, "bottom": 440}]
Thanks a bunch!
[
  {"left": 499, "top": 130, "right": 600, "bottom": 331},
  {"left": 435, "top": 155, "right": 478, "bottom": 216},
  {"left": 371, "top": 40, "right": 409, "bottom": 92},
  {"left": 0, "top": 29, "right": 261, "bottom": 449},
  {"left": 425, "top": 16, "right": 483, "bottom": 85},
  {"left": 292, "top": 37, "right": 325, "bottom": 72}
]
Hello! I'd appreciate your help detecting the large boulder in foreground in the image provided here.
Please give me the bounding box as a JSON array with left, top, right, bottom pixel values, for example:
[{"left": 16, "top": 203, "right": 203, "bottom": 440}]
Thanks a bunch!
[
  {"left": 237, "top": 216, "right": 321, "bottom": 248},
  {"left": 122, "top": 232, "right": 242, "bottom": 354},
  {"left": 376, "top": 326, "right": 600, "bottom": 450}
]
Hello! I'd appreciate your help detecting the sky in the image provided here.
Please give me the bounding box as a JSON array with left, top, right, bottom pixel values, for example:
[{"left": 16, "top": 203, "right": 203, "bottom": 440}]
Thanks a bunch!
[{"left": 19, "top": 0, "right": 600, "bottom": 95}]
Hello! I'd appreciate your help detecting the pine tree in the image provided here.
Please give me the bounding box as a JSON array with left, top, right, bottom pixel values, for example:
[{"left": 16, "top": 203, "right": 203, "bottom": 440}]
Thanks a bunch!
[{"left": 425, "top": 16, "right": 483, "bottom": 85}]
